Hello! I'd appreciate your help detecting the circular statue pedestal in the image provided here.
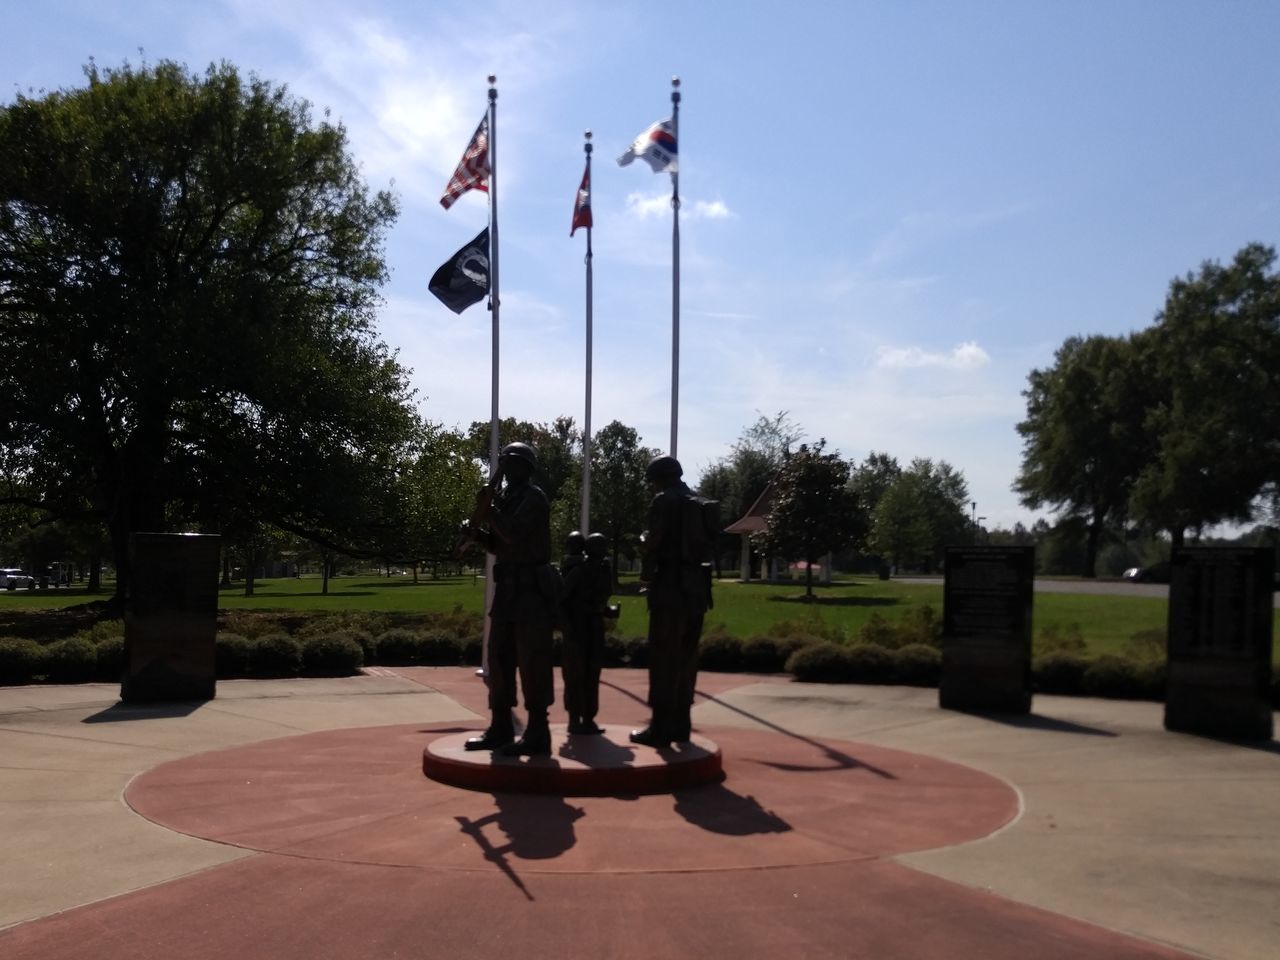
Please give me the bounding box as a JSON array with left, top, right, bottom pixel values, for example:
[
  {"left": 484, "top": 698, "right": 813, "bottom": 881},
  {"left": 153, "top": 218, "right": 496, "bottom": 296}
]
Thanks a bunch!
[{"left": 423, "top": 724, "right": 723, "bottom": 795}]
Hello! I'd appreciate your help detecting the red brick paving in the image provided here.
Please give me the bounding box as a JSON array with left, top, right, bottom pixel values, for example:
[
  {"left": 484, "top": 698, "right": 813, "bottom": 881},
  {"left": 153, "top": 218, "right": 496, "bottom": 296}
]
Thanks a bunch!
[{"left": 0, "top": 668, "right": 1199, "bottom": 960}]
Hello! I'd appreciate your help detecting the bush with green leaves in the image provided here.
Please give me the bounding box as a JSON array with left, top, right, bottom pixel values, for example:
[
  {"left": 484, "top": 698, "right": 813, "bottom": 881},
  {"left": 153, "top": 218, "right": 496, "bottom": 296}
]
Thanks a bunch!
[
  {"left": 856, "top": 605, "right": 942, "bottom": 651},
  {"left": 73, "top": 620, "right": 125, "bottom": 644},
  {"left": 893, "top": 643, "right": 942, "bottom": 686},
  {"left": 698, "top": 628, "right": 743, "bottom": 671},
  {"left": 1036, "top": 623, "right": 1086, "bottom": 655},
  {"left": 295, "top": 612, "right": 387, "bottom": 642},
  {"left": 1032, "top": 652, "right": 1089, "bottom": 693},
  {"left": 0, "top": 638, "right": 46, "bottom": 685},
  {"left": 249, "top": 633, "right": 302, "bottom": 678},
  {"left": 786, "top": 642, "right": 855, "bottom": 683},
  {"left": 1123, "top": 629, "right": 1167, "bottom": 662},
  {"left": 766, "top": 613, "right": 845, "bottom": 645},
  {"left": 326, "top": 628, "right": 375, "bottom": 665},
  {"left": 374, "top": 628, "right": 425, "bottom": 665},
  {"left": 43, "top": 637, "right": 99, "bottom": 683},
  {"left": 740, "top": 634, "right": 815, "bottom": 673},
  {"left": 418, "top": 628, "right": 465, "bottom": 665},
  {"left": 215, "top": 632, "right": 255, "bottom": 677},
  {"left": 300, "top": 635, "right": 364, "bottom": 676},
  {"left": 898, "top": 604, "right": 943, "bottom": 647},
  {"left": 844, "top": 643, "right": 895, "bottom": 683},
  {"left": 1082, "top": 654, "right": 1145, "bottom": 699},
  {"left": 858, "top": 613, "right": 899, "bottom": 648},
  {"left": 460, "top": 631, "right": 483, "bottom": 667},
  {"left": 431, "top": 604, "right": 485, "bottom": 640},
  {"left": 603, "top": 633, "right": 646, "bottom": 668},
  {"left": 93, "top": 635, "right": 125, "bottom": 681}
]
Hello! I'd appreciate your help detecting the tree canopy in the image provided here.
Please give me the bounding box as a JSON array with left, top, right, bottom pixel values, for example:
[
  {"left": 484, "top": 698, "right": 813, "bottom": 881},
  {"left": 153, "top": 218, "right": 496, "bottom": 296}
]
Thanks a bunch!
[
  {"left": 0, "top": 60, "right": 416, "bottom": 598},
  {"left": 753, "top": 440, "right": 863, "bottom": 598},
  {"left": 1016, "top": 243, "right": 1280, "bottom": 556}
]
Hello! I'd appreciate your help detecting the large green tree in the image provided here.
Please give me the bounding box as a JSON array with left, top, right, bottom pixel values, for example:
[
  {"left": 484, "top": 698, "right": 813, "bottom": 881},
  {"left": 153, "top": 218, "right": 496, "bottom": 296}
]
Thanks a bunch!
[
  {"left": 753, "top": 440, "right": 864, "bottom": 599},
  {"left": 589, "top": 420, "right": 655, "bottom": 580},
  {"left": 1015, "top": 334, "right": 1148, "bottom": 575},
  {"left": 1130, "top": 244, "right": 1280, "bottom": 543},
  {"left": 0, "top": 60, "right": 416, "bottom": 600},
  {"left": 696, "top": 412, "right": 802, "bottom": 574}
]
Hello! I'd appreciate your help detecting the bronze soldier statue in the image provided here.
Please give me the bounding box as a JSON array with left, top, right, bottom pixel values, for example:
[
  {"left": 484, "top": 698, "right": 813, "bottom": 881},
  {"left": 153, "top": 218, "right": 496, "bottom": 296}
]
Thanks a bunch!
[
  {"left": 630, "top": 455, "right": 716, "bottom": 748},
  {"left": 460, "top": 442, "right": 558, "bottom": 757},
  {"left": 559, "top": 530, "right": 613, "bottom": 734}
]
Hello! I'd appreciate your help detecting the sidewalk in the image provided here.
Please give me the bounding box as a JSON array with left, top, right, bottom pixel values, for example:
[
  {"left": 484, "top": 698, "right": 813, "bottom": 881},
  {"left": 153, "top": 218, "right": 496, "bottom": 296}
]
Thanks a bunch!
[{"left": 0, "top": 670, "right": 1276, "bottom": 960}]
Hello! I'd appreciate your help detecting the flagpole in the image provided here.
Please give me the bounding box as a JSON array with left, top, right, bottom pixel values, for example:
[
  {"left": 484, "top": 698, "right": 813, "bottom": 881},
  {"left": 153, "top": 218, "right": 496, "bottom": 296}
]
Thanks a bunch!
[
  {"left": 481, "top": 74, "right": 500, "bottom": 680},
  {"left": 670, "top": 76, "right": 681, "bottom": 459},
  {"left": 581, "top": 130, "right": 594, "bottom": 534}
]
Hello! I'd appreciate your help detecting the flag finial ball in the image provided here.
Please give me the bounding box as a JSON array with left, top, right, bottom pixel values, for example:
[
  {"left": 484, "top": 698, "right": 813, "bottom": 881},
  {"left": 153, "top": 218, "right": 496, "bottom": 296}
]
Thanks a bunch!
[
  {"left": 584, "top": 129, "right": 592, "bottom": 140},
  {"left": 487, "top": 74, "right": 496, "bottom": 85},
  {"left": 672, "top": 76, "right": 680, "bottom": 88}
]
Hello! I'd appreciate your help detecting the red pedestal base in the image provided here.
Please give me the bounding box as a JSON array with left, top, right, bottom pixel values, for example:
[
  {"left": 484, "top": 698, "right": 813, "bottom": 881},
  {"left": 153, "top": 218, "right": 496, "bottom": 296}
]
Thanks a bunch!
[{"left": 422, "top": 723, "right": 723, "bottom": 795}]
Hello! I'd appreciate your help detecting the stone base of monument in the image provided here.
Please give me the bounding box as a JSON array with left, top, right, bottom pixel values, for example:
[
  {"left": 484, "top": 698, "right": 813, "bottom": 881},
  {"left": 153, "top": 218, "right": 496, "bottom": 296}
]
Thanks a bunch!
[{"left": 423, "top": 724, "right": 723, "bottom": 795}]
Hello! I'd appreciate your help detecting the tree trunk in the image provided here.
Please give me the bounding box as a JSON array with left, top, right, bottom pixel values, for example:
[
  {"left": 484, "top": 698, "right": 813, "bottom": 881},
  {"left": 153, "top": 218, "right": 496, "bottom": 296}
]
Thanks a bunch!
[
  {"left": 221, "top": 553, "right": 232, "bottom": 586},
  {"left": 1171, "top": 527, "right": 1186, "bottom": 548},
  {"left": 87, "top": 550, "right": 101, "bottom": 593},
  {"left": 1082, "top": 512, "right": 1104, "bottom": 578},
  {"left": 322, "top": 557, "right": 332, "bottom": 595},
  {"left": 804, "top": 560, "right": 814, "bottom": 600},
  {"left": 244, "top": 546, "right": 256, "bottom": 597}
]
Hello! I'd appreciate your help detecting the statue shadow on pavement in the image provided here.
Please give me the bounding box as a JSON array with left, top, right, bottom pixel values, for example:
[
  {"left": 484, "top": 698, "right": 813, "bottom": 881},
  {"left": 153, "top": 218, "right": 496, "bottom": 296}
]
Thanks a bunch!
[{"left": 455, "top": 794, "right": 586, "bottom": 901}]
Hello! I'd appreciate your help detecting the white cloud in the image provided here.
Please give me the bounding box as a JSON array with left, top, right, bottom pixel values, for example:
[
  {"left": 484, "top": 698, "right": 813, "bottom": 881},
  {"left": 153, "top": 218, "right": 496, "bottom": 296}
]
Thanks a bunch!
[
  {"left": 625, "top": 191, "right": 671, "bottom": 219},
  {"left": 625, "top": 192, "right": 732, "bottom": 220},
  {"left": 875, "top": 341, "right": 991, "bottom": 370},
  {"left": 691, "top": 199, "right": 731, "bottom": 219}
]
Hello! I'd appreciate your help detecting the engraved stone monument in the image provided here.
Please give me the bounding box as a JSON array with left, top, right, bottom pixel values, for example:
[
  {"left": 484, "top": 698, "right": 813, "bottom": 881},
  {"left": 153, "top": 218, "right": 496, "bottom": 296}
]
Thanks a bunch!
[
  {"left": 1164, "top": 546, "right": 1274, "bottom": 740},
  {"left": 940, "top": 546, "right": 1034, "bottom": 714},
  {"left": 122, "top": 533, "right": 221, "bottom": 703}
]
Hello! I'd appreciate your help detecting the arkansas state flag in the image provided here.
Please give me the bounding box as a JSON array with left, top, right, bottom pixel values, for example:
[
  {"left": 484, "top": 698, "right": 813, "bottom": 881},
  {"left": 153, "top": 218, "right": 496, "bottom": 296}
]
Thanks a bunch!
[
  {"left": 617, "top": 118, "right": 677, "bottom": 173},
  {"left": 428, "top": 228, "right": 489, "bottom": 314},
  {"left": 440, "top": 116, "right": 490, "bottom": 210},
  {"left": 570, "top": 162, "right": 592, "bottom": 236}
]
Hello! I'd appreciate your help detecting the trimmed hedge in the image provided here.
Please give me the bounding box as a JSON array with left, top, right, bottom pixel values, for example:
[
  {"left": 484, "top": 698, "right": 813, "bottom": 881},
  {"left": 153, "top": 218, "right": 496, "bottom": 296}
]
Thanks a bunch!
[
  {"left": 741, "top": 634, "right": 815, "bottom": 673},
  {"left": 250, "top": 633, "right": 302, "bottom": 678},
  {"left": 216, "top": 632, "right": 255, "bottom": 678},
  {"left": 787, "top": 642, "right": 856, "bottom": 683},
  {"left": 43, "top": 637, "right": 98, "bottom": 683},
  {"left": 300, "top": 635, "right": 364, "bottom": 676},
  {"left": 698, "top": 630, "right": 742, "bottom": 671},
  {"left": 373, "top": 627, "right": 466, "bottom": 666},
  {"left": 894, "top": 643, "right": 942, "bottom": 686},
  {"left": 374, "top": 628, "right": 426, "bottom": 665},
  {"left": 93, "top": 635, "right": 125, "bottom": 682},
  {"left": 0, "top": 638, "right": 46, "bottom": 685},
  {"left": 1033, "top": 652, "right": 1089, "bottom": 693}
]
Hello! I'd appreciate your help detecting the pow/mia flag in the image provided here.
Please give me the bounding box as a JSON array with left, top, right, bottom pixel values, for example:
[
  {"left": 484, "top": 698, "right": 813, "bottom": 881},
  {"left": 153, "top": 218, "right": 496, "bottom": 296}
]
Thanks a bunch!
[{"left": 429, "top": 227, "right": 489, "bottom": 314}]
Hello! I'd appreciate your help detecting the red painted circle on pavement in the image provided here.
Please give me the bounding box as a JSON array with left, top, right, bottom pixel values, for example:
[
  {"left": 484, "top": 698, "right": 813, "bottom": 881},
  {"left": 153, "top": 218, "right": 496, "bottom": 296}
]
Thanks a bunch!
[{"left": 126, "top": 722, "right": 1017, "bottom": 875}]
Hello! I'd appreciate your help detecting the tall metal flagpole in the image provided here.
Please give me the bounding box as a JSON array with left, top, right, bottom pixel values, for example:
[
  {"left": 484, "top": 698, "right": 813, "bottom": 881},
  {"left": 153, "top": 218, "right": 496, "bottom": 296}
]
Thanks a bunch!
[
  {"left": 580, "top": 130, "right": 594, "bottom": 534},
  {"left": 481, "top": 75, "right": 500, "bottom": 679},
  {"left": 670, "top": 77, "right": 681, "bottom": 459}
]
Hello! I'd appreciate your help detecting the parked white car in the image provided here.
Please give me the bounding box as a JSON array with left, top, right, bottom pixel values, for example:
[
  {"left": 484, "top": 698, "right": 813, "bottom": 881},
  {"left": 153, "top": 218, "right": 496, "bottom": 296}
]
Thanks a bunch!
[{"left": 0, "top": 568, "right": 35, "bottom": 589}]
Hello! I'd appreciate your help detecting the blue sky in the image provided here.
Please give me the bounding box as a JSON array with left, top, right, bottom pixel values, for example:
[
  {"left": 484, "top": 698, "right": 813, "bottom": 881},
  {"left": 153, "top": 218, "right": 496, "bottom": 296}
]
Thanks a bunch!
[{"left": 4, "top": 1, "right": 1278, "bottom": 529}]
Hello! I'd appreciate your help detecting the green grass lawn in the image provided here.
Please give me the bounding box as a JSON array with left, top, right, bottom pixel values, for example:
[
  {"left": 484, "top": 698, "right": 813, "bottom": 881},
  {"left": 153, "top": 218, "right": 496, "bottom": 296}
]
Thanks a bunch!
[{"left": 5, "top": 573, "right": 1278, "bottom": 663}]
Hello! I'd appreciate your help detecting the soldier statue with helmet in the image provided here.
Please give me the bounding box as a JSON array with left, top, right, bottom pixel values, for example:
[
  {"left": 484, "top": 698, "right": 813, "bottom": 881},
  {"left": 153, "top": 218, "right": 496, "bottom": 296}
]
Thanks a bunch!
[
  {"left": 559, "top": 530, "right": 615, "bottom": 734},
  {"left": 630, "top": 454, "right": 717, "bottom": 748},
  {"left": 457, "top": 441, "right": 559, "bottom": 757}
]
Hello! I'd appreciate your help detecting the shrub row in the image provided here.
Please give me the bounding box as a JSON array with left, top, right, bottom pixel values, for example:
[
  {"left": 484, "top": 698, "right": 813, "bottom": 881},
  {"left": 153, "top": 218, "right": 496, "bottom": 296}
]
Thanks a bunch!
[
  {"left": 214, "top": 632, "right": 365, "bottom": 678},
  {"left": 785, "top": 642, "right": 942, "bottom": 686}
]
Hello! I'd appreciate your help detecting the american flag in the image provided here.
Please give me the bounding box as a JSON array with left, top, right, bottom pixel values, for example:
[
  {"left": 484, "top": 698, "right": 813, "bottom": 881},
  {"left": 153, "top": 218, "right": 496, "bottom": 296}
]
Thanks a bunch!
[
  {"left": 570, "top": 162, "right": 592, "bottom": 236},
  {"left": 440, "top": 115, "right": 490, "bottom": 210}
]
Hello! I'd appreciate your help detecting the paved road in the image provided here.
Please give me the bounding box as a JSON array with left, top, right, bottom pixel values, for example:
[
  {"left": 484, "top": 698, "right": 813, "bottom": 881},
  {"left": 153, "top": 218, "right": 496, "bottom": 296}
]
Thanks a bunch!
[{"left": 899, "top": 576, "right": 1280, "bottom": 607}]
